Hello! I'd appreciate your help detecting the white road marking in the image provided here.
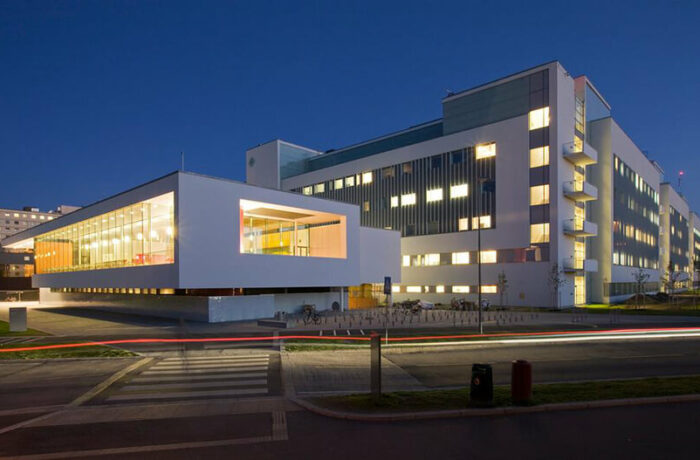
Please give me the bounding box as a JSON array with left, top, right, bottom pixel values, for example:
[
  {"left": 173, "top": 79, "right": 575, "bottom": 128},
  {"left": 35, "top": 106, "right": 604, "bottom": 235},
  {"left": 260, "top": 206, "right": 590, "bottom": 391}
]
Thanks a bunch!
[
  {"left": 142, "top": 366, "right": 268, "bottom": 375},
  {"left": 121, "top": 379, "right": 268, "bottom": 392},
  {"left": 131, "top": 372, "right": 267, "bottom": 383},
  {"left": 162, "top": 354, "right": 270, "bottom": 362},
  {"left": 153, "top": 361, "right": 268, "bottom": 370},
  {"left": 106, "top": 387, "right": 267, "bottom": 401}
]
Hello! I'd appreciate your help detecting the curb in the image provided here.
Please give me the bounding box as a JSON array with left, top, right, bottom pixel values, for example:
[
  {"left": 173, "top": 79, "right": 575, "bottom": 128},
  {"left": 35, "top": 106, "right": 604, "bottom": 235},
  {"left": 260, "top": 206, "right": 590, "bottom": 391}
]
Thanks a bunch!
[{"left": 291, "top": 393, "right": 700, "bottom": 422}]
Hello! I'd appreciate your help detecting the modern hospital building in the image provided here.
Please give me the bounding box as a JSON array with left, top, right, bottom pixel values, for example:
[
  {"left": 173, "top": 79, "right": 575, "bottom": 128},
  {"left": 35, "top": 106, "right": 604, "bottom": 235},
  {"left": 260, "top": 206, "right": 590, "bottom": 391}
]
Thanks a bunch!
[
  {"left": 3, "top": 60, "right": 699, "bottom": 319},
  {"left": 248, "top": 61, "right": 700, "bottom": 308}
]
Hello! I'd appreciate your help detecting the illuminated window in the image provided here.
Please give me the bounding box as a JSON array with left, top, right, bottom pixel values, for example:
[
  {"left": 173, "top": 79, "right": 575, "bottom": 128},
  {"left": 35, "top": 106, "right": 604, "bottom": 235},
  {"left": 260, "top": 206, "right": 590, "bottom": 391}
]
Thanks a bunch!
[
  {"left": 452, "top": 252, "right": 470, "bottom": 265},
  {"left": 453, "top": 285, "right": 470, "bottom": 293},
  {"left": 401, "top": 193, "right": 416, "bottom": 206},
  {"left": 314, "top": 183, "right": 325, "bottom": 194},
  {"left": 450, "top": 184, "right": 469, "bottom": 199},
  {"left": 402, "top": 162, "right": 413, "bottom": 174},
  {"left": 302, "top": 186, "right": 312, "bottom": 196},
  {"left": 362, "top": 171, "right": 373, "bottom": 184},
  {"left": 402, "top": 255, "right": 410, "bottom": 267},
  {"left": 529, "top": 146, "right": 550, "bottom": 168},
  {"left": 424, "top": 253, "right": 440, "bottom": 266},
  {"left": 472, "top": 215, "right": 492, "bottom": 229},
  {"left": 458, "top": 218, "right": 469, "bottom": 231},
  {"left": 31, "top": 215, "right": 36, "bottom": 219},
  {"left": 48, "top": 217, "right": 54, "bottom": 220},
  {"left": 530, "top": 185, "right": 550, "bottom": 206},
  {"left": 475, "top": 142, "right": 496, "bottom": 159},
  {"left": 480, "top": 250, "right": 497, "bottom": 263},
  {"left": 530, "top": 223, "right": 550, "bottom": 244},
  {"left": 334, "top": 179, "right": 343, "bottom": 190},
  {"left": 392, "top": 285, "right": 401, "bottom": 293},
  {"left": 481, "top": 285, "right": 497, "bottom": 294},
  {"left": 426, "top": 188, "right": 443, "bottom": 202},
  {"left": 363, "top": 201, "right": 370, "bottom": 212},
  {"left": 529, "top": 107, "right": 550, "bottom": 130},
  {"left": 40, "top": 216, "right": 45, "bottom": 220},
  {"left": 345, "top": 176, "right": 355, "bottom": 187},
  {"left": 406, "top": 286, "right": 422, "bottom": 293},
  {"left": 436, "top": 285, "right": 445, "bottom": 293},
  {"left": 391, "top": 196, "right": 399, "bottom": 208}
]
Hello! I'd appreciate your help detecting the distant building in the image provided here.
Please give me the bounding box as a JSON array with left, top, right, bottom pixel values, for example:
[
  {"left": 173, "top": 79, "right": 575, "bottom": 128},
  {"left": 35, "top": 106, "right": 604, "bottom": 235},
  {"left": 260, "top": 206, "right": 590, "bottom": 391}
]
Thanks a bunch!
[{"left": 0, "top": 204, "right": 79, "bottom": 297}]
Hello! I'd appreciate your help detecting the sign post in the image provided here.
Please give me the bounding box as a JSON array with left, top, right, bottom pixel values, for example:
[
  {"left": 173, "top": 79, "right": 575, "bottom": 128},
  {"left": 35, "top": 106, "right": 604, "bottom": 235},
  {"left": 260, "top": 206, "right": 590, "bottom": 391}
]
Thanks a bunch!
[
  {"left": 370, "top": 332, "right": 382, "bottom": 400},
  {"left": 383, "top": 276, "right": 391, "bottom": 344}
]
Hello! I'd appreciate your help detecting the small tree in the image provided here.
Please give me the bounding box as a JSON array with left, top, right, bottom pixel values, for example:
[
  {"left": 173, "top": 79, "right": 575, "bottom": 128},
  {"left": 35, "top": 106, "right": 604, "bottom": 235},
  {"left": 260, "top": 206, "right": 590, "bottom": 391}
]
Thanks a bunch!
[
  {"left": 661, "top": 261, "right": 682, "bottom": 308},
  {"left": 497, "top": 271, "right": 508, "bottom": 308},
  {"left": 548, "top": 263, "right": 568, "bottom": 309},
  {"left": 633, "top": 267, "right": 650, "bottom": 310}
]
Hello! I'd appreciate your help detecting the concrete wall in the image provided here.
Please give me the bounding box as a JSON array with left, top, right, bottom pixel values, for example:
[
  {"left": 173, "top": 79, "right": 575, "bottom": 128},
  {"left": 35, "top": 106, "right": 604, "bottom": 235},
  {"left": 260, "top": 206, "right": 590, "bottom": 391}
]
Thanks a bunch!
[{"left": 358, "top": 227, "right": 401, "bottom": 284}]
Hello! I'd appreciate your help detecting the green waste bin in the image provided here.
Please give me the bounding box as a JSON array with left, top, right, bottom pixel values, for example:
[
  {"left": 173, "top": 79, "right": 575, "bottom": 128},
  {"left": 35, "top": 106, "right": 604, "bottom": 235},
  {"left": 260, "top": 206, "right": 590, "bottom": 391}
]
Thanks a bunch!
[{"left": 470, "top": 363, "right": 493, "bottom": 406}]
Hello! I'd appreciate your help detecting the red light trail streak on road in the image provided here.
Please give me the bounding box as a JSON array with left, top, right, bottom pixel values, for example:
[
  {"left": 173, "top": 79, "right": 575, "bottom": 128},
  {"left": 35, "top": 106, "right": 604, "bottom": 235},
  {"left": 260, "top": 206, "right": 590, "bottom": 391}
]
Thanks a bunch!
[{"left": 2, "top": 327, "right": 700, "bottom": 353}]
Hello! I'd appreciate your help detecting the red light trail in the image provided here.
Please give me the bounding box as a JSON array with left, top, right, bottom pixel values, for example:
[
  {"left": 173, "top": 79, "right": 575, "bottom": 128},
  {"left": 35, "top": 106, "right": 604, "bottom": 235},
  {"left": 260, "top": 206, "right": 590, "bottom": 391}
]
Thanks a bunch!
[{"left": 2, "top": 326, "right": 700, "bottom": 353}]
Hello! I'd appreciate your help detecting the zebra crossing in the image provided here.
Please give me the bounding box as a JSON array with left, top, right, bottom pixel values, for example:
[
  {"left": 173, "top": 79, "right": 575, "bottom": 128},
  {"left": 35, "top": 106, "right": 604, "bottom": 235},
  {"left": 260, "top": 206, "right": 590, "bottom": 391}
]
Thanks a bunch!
[
  {"left": 0, "top": 337, "right": 42, "bottom": 345},
  {"left": 104, "top": 353, "right": 273, "bottom": 403}
]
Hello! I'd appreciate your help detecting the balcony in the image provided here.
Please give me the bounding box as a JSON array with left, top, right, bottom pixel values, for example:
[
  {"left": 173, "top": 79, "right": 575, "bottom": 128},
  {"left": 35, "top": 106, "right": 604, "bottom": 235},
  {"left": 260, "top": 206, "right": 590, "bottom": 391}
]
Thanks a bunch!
[
  {"left": 563, "top": 258, "right": 598, "bottom": 273},
  {"left": 563, "top": 180, "right": 598, "bottom": 202},
  {"left": 563, "top": 218, "right": 598, "bottom": 237},
  {"left": 563, "top": 141, "right": 597, "bottom": 166}
]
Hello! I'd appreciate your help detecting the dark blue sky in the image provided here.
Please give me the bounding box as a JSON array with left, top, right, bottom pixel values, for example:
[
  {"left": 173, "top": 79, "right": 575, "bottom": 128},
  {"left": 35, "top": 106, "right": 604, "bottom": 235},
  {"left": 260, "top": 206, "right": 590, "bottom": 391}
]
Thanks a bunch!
[{"left": 1, "top": 0, "right": 698, "bottom": 211}]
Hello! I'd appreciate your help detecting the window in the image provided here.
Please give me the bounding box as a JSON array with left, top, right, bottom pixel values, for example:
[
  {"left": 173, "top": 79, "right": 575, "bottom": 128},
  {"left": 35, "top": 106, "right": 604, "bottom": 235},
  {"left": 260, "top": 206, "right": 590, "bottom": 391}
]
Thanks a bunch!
[
  {"left": 302, "top": 186, "right": 312, "bottom": 196},
  {"left": 529, "top": 107, "right": 550, "bottom": 130},
  {"left": 402, "top": 255, "right": 410, "bottom": 267},
  {"left": 402, "top": 162, "right": 413, "bottom": 174},
  {"left": 334, "top": 179, "right": 343, "bottom": 190},
  {"left": 450, "top": 184, "right": 469, "bottom": 199},
  {"left": 382, "top": 167, "right": 395, "bottom": 178},
  {"left": 530, "top": 185, "right": 550, "bottom": 206},
  {"left": 406, "top": 286, "right": 422, "bottom": 293},
  {"left": 426, "top": 188, "right": 443, "bottom": 202},
  {"left": 529, "top": 146, "right": 550, "bottom": 168},
  {"left": 391, "top": 196, "right": 399, "bottom": 208},
  {"left": 314, "top": 183, "right": 325, "bottom": 194},
  {"left": 458, "top": 218, "right": 469, "bottom": 231},
  {"left": 472, "top": 215, "right": 492, "bottom": 229},
  {"left": 424, "top": 253, "right": 440, "bottom": 266},
  {"left": 401, "top": 193, "right": 416, "bottom": 206},
  {"left": 475, "top": 142, "right": 496, "bottom": 159},
  {"left": 345, "top": 176, "right": 355, "bottom": 187},
  {"left": 436, "top": 285, "right": 445, "bottom": 293},
  {"left": 453, "top": 285, "right": 470, "bottom": 293},
  {"left": 362, "top": 172, "right": 373, "bottom": 184},
  {"left": 392, "top": 285, "right": 401, "bottom": 293},
  {"left": 481, "top": 285, "right": 497, "bottom": 294},
  {"left": 480, "top": 250, "right": 497, "bottom": 263},
  {"left": 530, "top": 223, "right": 550, "bottom": 244},
  {"left": 452, "top": 252, "right": 470, "bottom": 265},
  {"left": 363, "top": 201, "right": 370, "bottom": 212},
  {"left": 431, "top": 155, "right": 442, "bottom": 169}
]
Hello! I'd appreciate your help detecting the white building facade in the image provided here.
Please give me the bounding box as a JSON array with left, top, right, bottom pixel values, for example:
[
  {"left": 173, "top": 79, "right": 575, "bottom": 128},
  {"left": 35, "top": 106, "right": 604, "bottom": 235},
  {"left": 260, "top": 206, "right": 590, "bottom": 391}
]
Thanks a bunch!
[
  {"left": 2, "top": 171, "right": 400, "bottom": 321},
  {"left": 247, "top": 61, "right": 697, "bottom": 307}
]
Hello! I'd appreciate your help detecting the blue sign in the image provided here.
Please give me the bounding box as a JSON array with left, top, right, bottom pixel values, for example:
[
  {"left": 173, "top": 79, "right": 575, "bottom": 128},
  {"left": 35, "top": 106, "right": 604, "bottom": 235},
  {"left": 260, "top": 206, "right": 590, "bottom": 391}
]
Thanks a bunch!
[{"left": 383, "top": 276, "right": 392, "bottom": 295}]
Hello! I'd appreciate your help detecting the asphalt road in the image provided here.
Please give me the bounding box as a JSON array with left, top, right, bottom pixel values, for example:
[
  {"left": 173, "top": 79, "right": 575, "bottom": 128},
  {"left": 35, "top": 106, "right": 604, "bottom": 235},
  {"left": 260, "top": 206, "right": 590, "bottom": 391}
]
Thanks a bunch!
[
  {"left": 1, "top": 401, "right": 698, "bottom": 459},
  {"left": 384, "top": 337, "right": 700, "bottom": 387}
]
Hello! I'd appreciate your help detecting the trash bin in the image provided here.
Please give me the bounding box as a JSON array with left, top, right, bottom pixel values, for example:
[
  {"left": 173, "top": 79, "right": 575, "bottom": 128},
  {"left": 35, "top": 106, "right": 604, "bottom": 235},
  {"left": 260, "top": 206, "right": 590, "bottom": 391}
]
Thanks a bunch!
[
  {"left": 470, "top": 363, "right": 493, "bottom": 406},
  {"left": 511, "top": 360, "right": 532, "bottom": 405}
]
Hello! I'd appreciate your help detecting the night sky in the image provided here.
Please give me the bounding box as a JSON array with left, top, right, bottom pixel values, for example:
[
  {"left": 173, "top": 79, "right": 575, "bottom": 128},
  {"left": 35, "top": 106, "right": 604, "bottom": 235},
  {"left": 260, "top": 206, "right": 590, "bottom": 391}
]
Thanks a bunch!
[{"left": 1, "top": 1, "right": 698, "bottom": 212}]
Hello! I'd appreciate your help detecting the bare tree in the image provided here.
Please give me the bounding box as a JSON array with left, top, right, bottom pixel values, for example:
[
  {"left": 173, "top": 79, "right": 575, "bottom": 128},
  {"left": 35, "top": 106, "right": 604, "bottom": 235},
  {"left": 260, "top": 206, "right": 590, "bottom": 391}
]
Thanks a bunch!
[
  {"left": 661, "top": 261, "right": 682, "bottom": 308},
  {"left": 633, "top": 268, "right": 650, "bottom": 310},
  {"left": 548, "top": 263, "right": 568, "bottom": 309},
  {"left": 497, "top": 271, "right": 508, "bottom": 309}
]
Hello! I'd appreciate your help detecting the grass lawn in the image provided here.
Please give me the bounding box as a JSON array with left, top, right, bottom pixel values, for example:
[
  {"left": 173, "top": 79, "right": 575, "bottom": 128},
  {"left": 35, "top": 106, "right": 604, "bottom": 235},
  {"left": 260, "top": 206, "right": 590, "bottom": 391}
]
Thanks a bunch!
[
  {"left": 314, "top": 375, "right": 700, "bottom": 413},
  {"left": 0, "top": 342, "right": 137, "bottom": 360},
  {"left": 0, "top": 320, "right": 48, "bottom": 337}
]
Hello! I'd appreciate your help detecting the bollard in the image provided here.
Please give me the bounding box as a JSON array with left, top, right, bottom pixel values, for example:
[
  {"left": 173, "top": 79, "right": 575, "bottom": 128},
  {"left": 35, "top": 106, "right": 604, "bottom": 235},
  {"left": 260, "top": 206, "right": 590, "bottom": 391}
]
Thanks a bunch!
[
  {"left": 9, "top": 307, "right": 27, "bottom": 332},
  {"left": 511, "top": 360, "right": 532, "bottom": 405},
  {"left": 370, "top": 332, "right": 382, "bottom": 399}
]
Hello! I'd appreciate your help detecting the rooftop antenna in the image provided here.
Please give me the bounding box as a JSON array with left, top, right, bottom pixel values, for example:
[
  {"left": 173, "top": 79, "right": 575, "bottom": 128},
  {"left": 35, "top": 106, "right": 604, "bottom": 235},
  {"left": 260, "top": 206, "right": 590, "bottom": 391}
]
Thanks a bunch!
[
  {"left": 180, "top": 152, "right": 185, "bottom": 172},
  {"left": 678, "top": 170, "right": 684, "bottom": 192}
]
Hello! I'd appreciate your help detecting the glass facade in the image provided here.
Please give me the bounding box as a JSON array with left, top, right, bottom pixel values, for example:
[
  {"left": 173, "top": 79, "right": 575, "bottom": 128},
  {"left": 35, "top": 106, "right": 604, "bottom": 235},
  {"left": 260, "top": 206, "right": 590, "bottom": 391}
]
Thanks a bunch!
[{"left": 34, "top": 193, "right": 175, "bottom": 274}]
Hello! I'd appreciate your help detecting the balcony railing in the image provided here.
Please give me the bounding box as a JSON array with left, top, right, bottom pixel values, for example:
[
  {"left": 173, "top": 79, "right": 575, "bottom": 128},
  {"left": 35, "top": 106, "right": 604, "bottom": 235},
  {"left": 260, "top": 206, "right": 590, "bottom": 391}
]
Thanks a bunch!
[
  {"left": 563, "top": 141, "right": 597, "bottom": 166},
  {"left": 563, "top": 180, "right": 598, "bottom": 202},
  {"left": 563, "top": 217, "right": 598, "bottom": 237},
  {"left": 563, "top": 257, "right": 598, "bottom": 273}
]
